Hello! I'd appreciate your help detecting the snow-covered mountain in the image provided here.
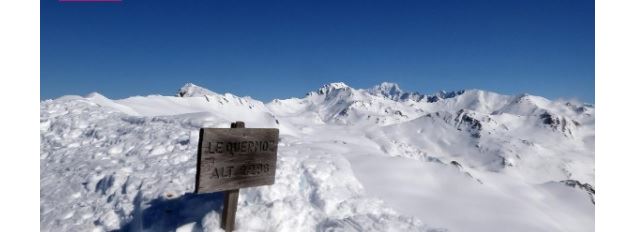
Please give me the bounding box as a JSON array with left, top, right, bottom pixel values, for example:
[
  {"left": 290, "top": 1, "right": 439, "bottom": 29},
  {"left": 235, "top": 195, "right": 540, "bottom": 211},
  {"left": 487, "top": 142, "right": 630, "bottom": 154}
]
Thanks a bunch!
[{"left": 40, "top": 82, "right": 594, "bottom": 232}]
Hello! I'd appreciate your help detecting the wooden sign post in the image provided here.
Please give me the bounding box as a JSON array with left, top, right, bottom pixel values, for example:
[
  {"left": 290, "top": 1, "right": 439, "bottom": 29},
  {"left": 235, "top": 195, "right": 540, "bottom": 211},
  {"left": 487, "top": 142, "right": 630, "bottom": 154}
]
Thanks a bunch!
[{"left": 195, "top": 121, "right": 279, "bottom": 231}]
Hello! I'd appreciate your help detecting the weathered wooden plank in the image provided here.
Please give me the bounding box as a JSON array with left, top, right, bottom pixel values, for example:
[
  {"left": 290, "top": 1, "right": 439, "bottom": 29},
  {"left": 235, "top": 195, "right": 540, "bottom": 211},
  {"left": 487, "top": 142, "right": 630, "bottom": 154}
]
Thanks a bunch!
[
  {"left": 195, "top": 127, "right": 279, "bottom": 193},
  {"left": 221, "top": 189, "right": 239, "bottom": 231},
  {"left": 195, "top": 121, "right": 279, "bottom": 231},
  {"left": 221, "top": 121, "right": 243, "bottom": 232}
]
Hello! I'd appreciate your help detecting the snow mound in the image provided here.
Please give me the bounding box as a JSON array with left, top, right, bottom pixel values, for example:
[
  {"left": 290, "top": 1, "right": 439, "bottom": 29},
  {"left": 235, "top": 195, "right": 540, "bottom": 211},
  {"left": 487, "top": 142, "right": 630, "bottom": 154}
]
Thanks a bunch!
[
  {"left": 40, "top": 95, "right": 441, "bottom": 232},
  {"left": 40, "top": 82, "right": 594, "bottom": 232}
]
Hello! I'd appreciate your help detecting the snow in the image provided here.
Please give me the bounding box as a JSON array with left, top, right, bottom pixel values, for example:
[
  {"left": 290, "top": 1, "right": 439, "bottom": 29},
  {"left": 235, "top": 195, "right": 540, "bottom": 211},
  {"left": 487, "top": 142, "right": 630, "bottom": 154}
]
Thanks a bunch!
[{"left": 40, "top": 82, "right": 594, "bottom": 231}]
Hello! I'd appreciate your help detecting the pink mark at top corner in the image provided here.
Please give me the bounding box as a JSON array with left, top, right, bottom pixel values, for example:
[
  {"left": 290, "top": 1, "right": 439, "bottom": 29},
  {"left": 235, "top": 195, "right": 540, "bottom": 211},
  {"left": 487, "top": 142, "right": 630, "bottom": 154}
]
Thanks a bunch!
[{"left": 59, "top": 0, "right": 123, "bottom": 2}]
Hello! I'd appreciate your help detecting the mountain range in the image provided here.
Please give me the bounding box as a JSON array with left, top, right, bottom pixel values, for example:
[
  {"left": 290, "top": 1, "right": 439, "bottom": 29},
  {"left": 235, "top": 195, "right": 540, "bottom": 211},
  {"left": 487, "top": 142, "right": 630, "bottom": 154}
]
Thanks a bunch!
[{"left": 40, "top": 82, "right": 595, "bottom": 232}]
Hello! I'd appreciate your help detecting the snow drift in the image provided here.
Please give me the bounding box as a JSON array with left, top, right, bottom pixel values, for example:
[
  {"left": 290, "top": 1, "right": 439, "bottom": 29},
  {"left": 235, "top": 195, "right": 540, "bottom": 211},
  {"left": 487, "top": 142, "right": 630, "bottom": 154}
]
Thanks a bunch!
[{"left": 40, "top": 83, "right": 594, "bottom": 232}]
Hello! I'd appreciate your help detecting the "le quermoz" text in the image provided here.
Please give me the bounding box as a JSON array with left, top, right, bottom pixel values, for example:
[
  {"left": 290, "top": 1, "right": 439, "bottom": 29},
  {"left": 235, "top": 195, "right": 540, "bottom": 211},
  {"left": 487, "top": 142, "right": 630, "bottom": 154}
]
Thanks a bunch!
[{"left": 205, "top": 140, "right": 277, "bottom": 155}]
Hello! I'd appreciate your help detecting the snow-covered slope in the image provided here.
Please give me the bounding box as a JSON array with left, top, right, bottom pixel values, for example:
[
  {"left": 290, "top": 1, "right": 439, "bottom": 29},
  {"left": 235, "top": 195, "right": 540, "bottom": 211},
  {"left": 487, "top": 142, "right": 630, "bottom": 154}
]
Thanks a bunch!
[{"left": 40, "top": 83, "right": 594, "bottom": 232}]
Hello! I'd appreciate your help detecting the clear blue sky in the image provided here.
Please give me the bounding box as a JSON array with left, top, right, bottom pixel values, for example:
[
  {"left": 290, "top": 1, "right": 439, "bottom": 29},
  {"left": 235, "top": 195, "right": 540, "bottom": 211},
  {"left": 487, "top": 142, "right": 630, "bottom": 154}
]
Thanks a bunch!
[{"left": 42, "top": 0, "right": 594, "bottom": 103}]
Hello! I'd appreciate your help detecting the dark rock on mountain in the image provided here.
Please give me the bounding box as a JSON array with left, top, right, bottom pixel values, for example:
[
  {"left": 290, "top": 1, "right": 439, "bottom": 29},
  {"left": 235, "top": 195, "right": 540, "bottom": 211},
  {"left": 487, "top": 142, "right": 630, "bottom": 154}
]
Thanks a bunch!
[{"left": 561, "top": 179, "right": 595, "bottom": 204}]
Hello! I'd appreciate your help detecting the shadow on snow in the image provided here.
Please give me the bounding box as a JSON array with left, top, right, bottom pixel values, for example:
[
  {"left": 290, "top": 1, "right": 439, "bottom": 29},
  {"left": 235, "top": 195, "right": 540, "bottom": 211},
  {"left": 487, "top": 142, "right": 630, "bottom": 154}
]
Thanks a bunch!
[{"left": 117, "top": 192, "right": 224, "bottom": 232}]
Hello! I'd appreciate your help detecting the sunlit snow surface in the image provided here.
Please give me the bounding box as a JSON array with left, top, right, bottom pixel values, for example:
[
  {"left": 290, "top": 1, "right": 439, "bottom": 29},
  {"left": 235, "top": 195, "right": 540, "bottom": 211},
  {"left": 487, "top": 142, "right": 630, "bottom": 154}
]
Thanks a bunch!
[{"left": 40, "top": 83, "right": 594, "bottom": 232}]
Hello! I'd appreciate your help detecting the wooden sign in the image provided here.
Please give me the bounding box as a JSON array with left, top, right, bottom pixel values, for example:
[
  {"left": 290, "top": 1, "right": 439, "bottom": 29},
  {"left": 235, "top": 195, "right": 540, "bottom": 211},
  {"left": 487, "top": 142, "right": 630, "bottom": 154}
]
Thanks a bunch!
[
  {"left": 194, "top": 122, "right": 279, "bottom": 231},
  {"left": 195, "top": 126, "right": 279, "bottom": 193}
]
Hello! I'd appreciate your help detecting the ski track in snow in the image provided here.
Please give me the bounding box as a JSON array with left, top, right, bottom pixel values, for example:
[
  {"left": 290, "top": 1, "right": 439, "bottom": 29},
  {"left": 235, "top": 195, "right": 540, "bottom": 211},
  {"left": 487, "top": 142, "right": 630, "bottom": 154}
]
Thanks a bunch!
[{"left": 40, "top": 83, "right": 594, "bottom": 232}]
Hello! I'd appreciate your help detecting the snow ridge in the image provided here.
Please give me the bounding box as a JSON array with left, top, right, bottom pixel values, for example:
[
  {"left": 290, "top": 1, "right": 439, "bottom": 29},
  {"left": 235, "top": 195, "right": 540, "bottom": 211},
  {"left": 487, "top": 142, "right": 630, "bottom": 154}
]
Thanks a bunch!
[
  {"left": 177, "top": 83, "right": 218, "bottom": 97},
  {"left": 40, "top": 82, "right": 594, "bottom": 232}
]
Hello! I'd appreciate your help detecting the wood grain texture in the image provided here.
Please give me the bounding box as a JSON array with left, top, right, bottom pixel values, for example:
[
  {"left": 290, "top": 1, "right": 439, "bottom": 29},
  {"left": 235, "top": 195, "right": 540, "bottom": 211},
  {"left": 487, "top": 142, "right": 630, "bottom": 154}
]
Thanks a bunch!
[
  {"left": 195, "top": 127, "right": 279, "bottom": 193},
  {"left": 221, "top": 121, "right": 244, "bottom": 231},
  {"left": 196, "top": 122, "right": 279, "bottom": 231},
  {"left": 221, "top": 189, "right": 239, "bottom": 230}
]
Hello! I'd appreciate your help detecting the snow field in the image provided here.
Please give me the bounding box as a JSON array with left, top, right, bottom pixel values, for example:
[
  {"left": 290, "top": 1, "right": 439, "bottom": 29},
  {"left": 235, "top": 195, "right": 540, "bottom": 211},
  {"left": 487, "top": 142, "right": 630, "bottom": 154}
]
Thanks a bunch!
[{"left": 41, "top": 83, "right": 594, "bottom": 231}]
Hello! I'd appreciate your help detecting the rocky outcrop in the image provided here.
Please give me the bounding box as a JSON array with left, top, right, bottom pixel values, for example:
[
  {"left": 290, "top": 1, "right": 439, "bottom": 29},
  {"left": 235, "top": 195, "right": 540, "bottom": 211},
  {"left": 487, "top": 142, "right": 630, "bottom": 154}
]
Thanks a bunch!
[
  {"left": 561, "top": 179, "right": 595, "bottom": 204},
  {"left": 539, "top": 111, "right": 579, "bottom": 137}
]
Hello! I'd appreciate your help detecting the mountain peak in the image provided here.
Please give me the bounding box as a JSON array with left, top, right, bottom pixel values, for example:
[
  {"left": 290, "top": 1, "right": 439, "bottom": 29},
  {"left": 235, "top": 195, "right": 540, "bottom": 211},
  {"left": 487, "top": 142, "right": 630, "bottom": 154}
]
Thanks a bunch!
[
  {"left": 85, "top": 92, "right": 107, "bottom": 99},
  {"left": 312, "top": 82, "right": 351, "bottom": 95},
  {"left": 374, "top": 82, "right": 402, "bottom": 90},
  {"left": 368, "top": 82, "right": 404, "bottom": 99},
  {"left": 323, "top": 82, "right": 349, "bottom": 89},
  {"left": 177, "top": 83, "right": 217, "bottom": 97}
]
